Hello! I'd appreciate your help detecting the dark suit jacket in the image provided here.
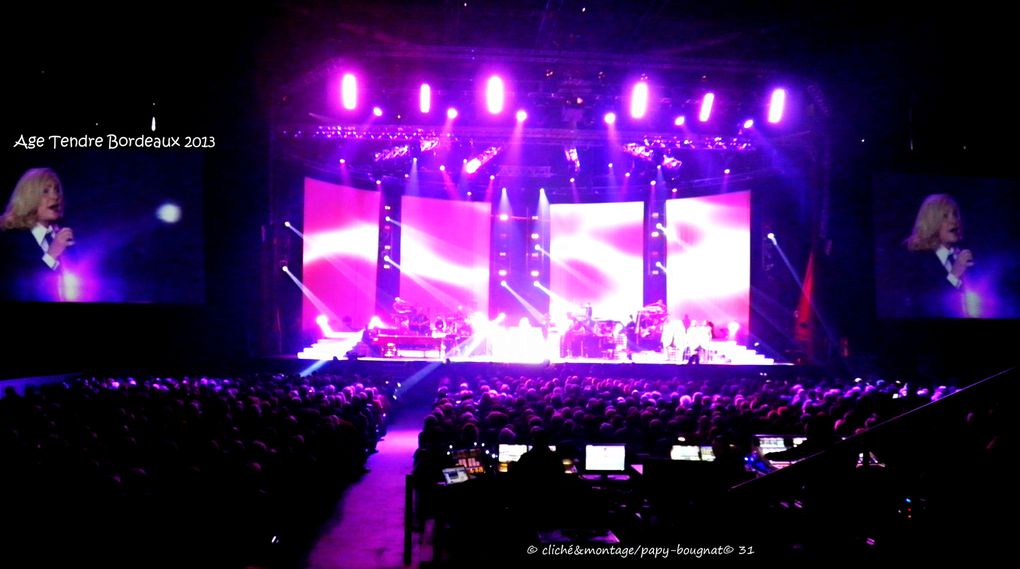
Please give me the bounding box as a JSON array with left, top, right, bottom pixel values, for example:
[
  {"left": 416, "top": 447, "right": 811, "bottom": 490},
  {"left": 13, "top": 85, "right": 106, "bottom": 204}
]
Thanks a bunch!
[
  {"left": 0, "top": 229, "right": 62, "bottom": 302},
  {"left": 889, "top": 249, "right": 966, "bottom": 318}
]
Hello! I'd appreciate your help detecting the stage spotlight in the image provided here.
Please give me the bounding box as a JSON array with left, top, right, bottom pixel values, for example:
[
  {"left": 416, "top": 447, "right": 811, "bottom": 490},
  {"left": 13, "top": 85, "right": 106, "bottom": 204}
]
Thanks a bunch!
[
  {"left": 385, "top": 216, "right": 391, "bottom": 222},
  {"left": 439, "top": 165, "right": 446, "bottom": 171},
  {"left": 281, "top": 265, "right": 289, "bottom": 273},
  {"left": 723, "top": 168, "right": 731, "bottom": 175},
  {"left": 651, "top": 231, "right": 660, "bottom": 237},
  {"left": 530, "top": 270, "right": 539, "bottom": 277},
  {"left": 372, "top": 106, "right": 383, "bottom": 117},
  {"left": 603, "top": 112, "right": 617, "bottom": 125},
  {"left": 533, "top": 280, "right": 540, "bottom": 287},
  {"left": 500, "top": 280, "right": 507, "bottom": 287},
  {"left": 498, "top": 269, "right": 507, "bottom": 276},
  {"left": 339, "top": 158, "right": 346, "bottom": 165},
  {"left": 447, "top": 107, "right": 459, "bottom": 120},
  {"left": 341, "top": 73, "right": 357, "bottom": 110},
  {"left": 699, "top": 92, "right": 714, "bottom": 122},
  {"left": 630, "top": 81, "right": 649, "bottom": 119},
  {"left": 534, "top": 244, "right": 541, "bottom": 251},
  {"left": 420, "top": 83, "right": 432, "bottom": 113},
  {"left": 465, "top": 158, "right": 482, "bottom": 174},
  {"left": 490, "top": 174, "right": 496, "bottom": 180},
  {"left": 674, "top": 115, "right": 686, "bottom": 126},
  {"left": 767, "top": 232, "right": 775, "bottom": 241},
  {"left": 768, "top": 88, "right": 786, "bottom": 123},
  {"left": 569, "top": 177, "right": 575, "bottom": 183},
  {"left": 531, "top": 233, "right": 540, "bottom": 239},
  {"left": 283, "top": 221, "right": 291, "bottom": 228},
  {"left": 499, "top": 213, "right": 509, "bottom": 221},
  {"left": 486, "top": 75, "right": 505, "bottom": 114},
  {"left": 516, "top": 109, "right": 528, "bottom": 122},
  {"left": 742, "top": 119, "right": 754, "bottom": 129}
]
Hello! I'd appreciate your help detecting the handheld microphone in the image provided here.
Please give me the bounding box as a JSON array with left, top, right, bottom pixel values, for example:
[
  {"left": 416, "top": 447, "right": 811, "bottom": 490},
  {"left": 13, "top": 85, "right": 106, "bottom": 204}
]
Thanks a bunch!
[{"left": 52, "top": 223, "right": 75, "bottom": 246}]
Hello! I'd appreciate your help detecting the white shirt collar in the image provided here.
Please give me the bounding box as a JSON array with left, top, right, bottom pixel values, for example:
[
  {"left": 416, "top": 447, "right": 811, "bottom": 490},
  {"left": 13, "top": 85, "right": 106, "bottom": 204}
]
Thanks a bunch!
[
  {"left": 935, "top": 245, "right": 954, "bottom": 266},
  {"left": 30, "top": 223, "right": 52, "bottom": 246}
]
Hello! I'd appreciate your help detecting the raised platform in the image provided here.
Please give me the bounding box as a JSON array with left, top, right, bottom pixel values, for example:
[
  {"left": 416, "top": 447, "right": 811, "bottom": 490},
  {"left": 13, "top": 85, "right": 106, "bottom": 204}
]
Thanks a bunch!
[{"left": 297, "top": 333, "right": 782, "bottom": 366}]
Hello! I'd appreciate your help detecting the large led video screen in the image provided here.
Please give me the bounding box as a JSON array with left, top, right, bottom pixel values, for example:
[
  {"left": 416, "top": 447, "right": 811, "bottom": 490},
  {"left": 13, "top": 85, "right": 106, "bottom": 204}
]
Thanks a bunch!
[
  {"left": 1, "top": 151, "right": 205, "bottom": 303},
  {"left": 549, "top": 201, "right": 644, "bottom": 322},
  {"left": 301, "top": 178, "right": 380, "bottom": 332},
  {"left": 398, "top": 196, "right": 491, "bottom": 320},
  {"left": 874, "top": 173, "right": 1020, "bottom": 319},
  {"left": 665, "top": 191, "right": 750, "bottom": 336}
]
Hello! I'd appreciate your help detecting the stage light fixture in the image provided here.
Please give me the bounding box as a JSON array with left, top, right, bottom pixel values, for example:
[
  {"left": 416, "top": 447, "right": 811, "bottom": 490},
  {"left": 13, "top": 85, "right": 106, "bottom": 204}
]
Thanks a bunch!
[
  {"left": 486, "top": 75, "right": 505, "bottom": 114},
  {"left": 768, "top": 88, "right": 786, "bottom": 123},
  {"left": 699, "top": 92, "right": 714, "bottom": 122},
  {"left": 630, "top": 81, "right": 649, "bottom": 119},
  {"left": 420, "top": 83, "right": 431, "bottom": 113},
  {"left": 341, "top": 73, "right": 357, "bottom": 110}
]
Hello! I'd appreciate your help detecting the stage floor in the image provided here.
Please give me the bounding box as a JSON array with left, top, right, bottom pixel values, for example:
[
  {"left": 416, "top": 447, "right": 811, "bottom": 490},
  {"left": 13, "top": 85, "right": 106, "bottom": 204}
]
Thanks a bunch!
[{"left": 298, "top": 336, "right": 782, "bottom": 366}]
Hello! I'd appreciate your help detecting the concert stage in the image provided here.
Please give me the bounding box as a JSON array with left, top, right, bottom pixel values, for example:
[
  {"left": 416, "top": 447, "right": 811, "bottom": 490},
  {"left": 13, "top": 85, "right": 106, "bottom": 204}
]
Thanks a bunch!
[{"left": 297, "top": 331, "right": 781, "bottom": 366}]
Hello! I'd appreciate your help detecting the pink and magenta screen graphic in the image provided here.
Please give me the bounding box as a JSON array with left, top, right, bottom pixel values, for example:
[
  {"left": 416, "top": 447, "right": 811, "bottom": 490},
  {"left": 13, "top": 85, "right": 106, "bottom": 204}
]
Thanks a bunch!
[
  {"left": 398, "top": 196, "right": 491, "bottom": 318},
  {"left": 549, "top": 201, "right": 645, "bottom": 322},
  {"left": 665, "top": 191, "right": 750, "bottom": 337},
  {"left": 301, "top": 178, "right": 380, "bottom": 334}
]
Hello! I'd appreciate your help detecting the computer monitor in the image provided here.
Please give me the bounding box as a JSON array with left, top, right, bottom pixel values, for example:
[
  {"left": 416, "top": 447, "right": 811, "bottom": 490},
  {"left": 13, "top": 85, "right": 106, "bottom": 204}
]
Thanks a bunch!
[
  {"left": 755, "top": 435, "right": 788, "bottom": 454},
  {"left": 442, "top": 467, "right": 469, "bottom": 485},
  {"left": 699, "top": 445, "right": 716, "bottom": 462},
  {"left": 670, "top": 444, "right": 701, "bottom": 461},
  {"left": 584, "top": 444, "right": 627, "bottom": 472},
  {"left": 498, "top": 444, "right": 529, "bottom": 463},
  {"left": 450, "top": 448, "right": 485, "bottom": 476}
]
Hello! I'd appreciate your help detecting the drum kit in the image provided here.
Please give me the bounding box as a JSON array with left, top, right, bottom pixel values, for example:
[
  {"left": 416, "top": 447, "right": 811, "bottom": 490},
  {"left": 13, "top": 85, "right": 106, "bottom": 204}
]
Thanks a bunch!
[{"left": 391, "top": 298, "right": 472, "bottom": 338}]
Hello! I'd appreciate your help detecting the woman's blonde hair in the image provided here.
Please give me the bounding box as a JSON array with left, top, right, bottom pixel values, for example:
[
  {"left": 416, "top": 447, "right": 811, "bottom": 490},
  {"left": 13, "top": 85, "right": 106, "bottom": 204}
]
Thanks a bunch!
[
  {"left": 905, "top": 193, "right": 960, "bottom": 252},
  {"left": 1, "top": 168, "right": 62, "bottom": 231}
]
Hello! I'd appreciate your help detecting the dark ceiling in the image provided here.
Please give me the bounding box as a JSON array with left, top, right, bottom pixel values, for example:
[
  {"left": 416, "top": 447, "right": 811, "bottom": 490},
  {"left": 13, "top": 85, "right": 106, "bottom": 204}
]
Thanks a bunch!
[{"left": 3, "top": 1, "right": 1011, "bottom": 166}]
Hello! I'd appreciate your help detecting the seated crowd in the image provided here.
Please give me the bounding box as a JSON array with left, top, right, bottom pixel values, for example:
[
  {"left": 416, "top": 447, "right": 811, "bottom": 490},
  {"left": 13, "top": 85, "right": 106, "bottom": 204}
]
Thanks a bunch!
[
  {"left": 417, "top": 370, "right": 955, "bottom": 463},
  {"left": 0, "top": 372, "right": 391, "bottom": 568}
]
